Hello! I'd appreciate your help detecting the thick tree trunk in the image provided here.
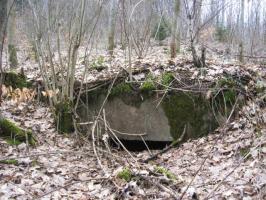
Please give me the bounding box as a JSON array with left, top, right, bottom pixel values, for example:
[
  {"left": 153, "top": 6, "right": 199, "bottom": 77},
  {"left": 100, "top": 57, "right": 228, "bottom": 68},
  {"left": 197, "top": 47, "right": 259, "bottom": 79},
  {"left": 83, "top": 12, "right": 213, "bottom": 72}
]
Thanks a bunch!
[
  {"left": 7, "top": 1, "right": 17, "bottom": 69},
  {"left": 170, "top": 0, "right": 180, "bottom": 58},
  {"left": 108, "top": 0, "right": 117, "bottom": 56}
]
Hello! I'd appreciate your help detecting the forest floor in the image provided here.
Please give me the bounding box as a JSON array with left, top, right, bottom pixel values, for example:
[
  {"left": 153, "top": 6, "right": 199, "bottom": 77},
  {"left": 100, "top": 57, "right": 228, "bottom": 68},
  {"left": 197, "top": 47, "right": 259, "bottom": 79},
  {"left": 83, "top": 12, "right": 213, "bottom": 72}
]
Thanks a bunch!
[{"left": 0, "top": 45, "right": 266, "bottom": 199}]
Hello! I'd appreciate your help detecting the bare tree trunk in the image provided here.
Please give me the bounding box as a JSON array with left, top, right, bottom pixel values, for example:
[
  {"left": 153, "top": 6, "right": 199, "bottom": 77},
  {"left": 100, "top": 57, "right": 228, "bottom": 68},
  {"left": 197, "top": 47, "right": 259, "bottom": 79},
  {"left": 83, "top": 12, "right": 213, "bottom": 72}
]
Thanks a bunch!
[
  {"left": 108, "top": 0, "right": 117, "bottom": 56},
  {"left": 213, "top": 0, "right": 220, "bottom": 26},
  {"left": 239, "top": 0, "right": 245, "bottom": 63},
  {"left": 7, "top": 0, "right": 17, "bottom": 69},
  {"left": 227, "top": 2, "right": 233, "bottom": 30},
  {"left": 0, "top": 0, "right": 8, "bottom": 105},
  {"left": 170, "top": 0, "right": 180, "bottom": 58},
  {"left": 264, "top": 8, "right": 266, "bottom": 45},
  {"left": 194, "top": 0, "right": 202, "bottom": 43},
  {"left": 0, "top": 0, "right": 8, "bottom": 72}
]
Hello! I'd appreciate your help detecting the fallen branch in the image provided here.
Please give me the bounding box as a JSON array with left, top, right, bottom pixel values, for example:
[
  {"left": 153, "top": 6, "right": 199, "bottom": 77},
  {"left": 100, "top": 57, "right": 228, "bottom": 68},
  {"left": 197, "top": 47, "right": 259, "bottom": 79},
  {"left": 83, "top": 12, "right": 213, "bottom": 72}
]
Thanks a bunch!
[{"left": 143, "top": 125, "right": 186, "bottom": 163}]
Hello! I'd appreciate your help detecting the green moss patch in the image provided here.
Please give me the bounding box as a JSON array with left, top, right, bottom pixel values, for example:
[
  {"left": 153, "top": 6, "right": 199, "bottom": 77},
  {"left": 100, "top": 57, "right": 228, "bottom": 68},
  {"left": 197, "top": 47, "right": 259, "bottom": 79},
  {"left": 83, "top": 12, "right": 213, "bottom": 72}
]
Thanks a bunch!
[
  {"left": 110, "top": 82, "right": 133, "bottom": 97},
  {"left": 140, "top": 80, "right": 156, "bottom": 92},
  {"left": 161, "top": 72, "right": 174, "bottom": 86},
  {"left": 154, "top": 166, "right": 176, "bottom": 180},
  {"left": 140, "top": 73, "right": 156, "bottom": 93},
  {"left": 117, "top": 167, "right": 132, "bottom": 182},
  {"left": 0, "top": 159, "right": 18, "bottom": 165},
  {"left": 0, "top": 118, "right": 36, "bottom": 145}
]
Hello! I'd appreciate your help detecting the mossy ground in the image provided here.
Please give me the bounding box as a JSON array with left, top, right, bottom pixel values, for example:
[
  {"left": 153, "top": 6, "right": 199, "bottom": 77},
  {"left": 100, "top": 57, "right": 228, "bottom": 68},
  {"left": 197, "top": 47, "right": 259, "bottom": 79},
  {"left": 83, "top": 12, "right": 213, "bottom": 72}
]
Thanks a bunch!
[
  {"left": 0, "top": 118, "right": 36, "bottom": 145},
  {"left": 0, "top": 159, "right": 18, "bottom": 165},
  {"left": 3, "top": 72, "right": 29, "bottom": 89},
  {"left": 154, "top": 166, "right": 176, "bottom": 180}
]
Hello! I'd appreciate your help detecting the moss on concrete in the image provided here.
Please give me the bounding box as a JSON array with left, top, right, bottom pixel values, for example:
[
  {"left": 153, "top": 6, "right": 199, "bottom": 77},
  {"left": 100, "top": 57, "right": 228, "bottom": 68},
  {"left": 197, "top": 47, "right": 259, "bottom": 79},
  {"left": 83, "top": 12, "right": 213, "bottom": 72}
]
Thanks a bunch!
[
  {"left": 110, "top": 82, "right": 133, "bottom": 97},
  {"left": 0, "top": 118, "right": 36, "bottom": 145},
  {"left": 55, "top": 101, "right": 74, "bottom": 134},
  {"left": 162, "top": 93, "right": 218, "bottom": 140}
]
